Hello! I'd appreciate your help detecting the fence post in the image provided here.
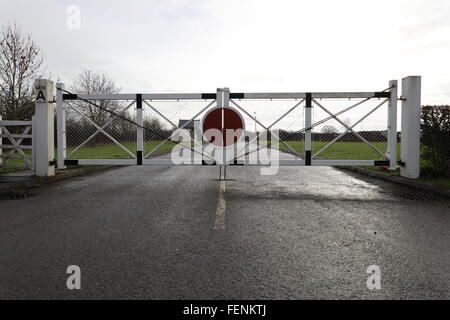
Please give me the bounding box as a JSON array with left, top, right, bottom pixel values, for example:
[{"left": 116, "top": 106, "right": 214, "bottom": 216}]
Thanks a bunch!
[
  {"left": 0, "top": 115, "right": 2, "bottom": 167},
  {"left": 216, "top": 88, "right": 224, "bottom": 166},
  {"left": 387, "top": 80, "right": 398, "bottom": 171},
  {"left": 304, "top": 93, "right": 312, "bottom": 166},
  {"left": 136, "top": 94, "right": 143, "bottom": 165},
  {"left": 34, "top": 79, "right": 55, "bottom": 177},
  {"left": 400, "top": 76, "right": 421, "bottom": 179},
  {"left": 32, "top": 116, "right": 36, "bottom": 172},
  {"left": 223, "top": 87, "right": 230, "bottom": 166},
  {"left": 56, "top": 83, "right": 66, "bottom": 169}
]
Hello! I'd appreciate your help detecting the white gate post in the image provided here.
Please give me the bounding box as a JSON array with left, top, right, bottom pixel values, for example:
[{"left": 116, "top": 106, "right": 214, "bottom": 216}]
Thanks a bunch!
[
  {"left": 136, "top": 94, "right": 144, "bottom": 165},
  {"left": 400, "top": 76, "right": 421, "bottom": 179},
  {"left": 223, "top": 88, "right": 230, "bottom": 166},
  {"left": 56, "top": 83, "right": 66, "bottom": 169},
  {"left": 34, "top": 79, "right": 55, "bottom": 177},
  {"left": 304, "top": 93, "right": 312, "bottom": 166},
  {"left": 193, "top": 119, "right": 202, "bottom": 165},
  {"left": 32, "top": 116, "right": 36, "bottom": 172},
  {"left": 387, "top": 80, "right": 398, "bottom": 171},
  {"left": 216, "top": 88, "right": 224, "bottom": 166}
]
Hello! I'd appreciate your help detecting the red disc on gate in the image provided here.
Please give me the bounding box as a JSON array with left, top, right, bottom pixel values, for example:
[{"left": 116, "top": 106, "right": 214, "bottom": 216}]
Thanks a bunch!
[{"left": 202, "top": 107, "right": 245, "bottom": 147}]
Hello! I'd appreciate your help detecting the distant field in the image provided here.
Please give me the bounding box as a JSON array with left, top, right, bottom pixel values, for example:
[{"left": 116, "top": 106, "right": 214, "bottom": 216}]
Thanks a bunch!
[
  {"left": 67, "top": 141, "right": 177, "bottom": 159},
  {"left": 0, "top": 141, "right": 177, "bottom": 174},
  {"left": 2, "top": 141, "right": 446, "bottom": 190},
  {"left": 276, "top": 141, "right": 400, "bottom": 160},
  {"left": 0, "top": 140, "right": 400, "bottom": 173}
]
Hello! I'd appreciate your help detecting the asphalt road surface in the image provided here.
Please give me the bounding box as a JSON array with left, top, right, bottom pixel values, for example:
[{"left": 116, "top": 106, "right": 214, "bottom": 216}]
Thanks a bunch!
[{"left": 0, "top": 165, "right": 449, "bottom": 299}]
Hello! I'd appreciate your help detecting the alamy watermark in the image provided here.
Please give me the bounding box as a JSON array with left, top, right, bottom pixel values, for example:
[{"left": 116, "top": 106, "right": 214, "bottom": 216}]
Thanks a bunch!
[
  {"left": 366, "top": 265, "right": 381, "bottom": 290},
  {"left": 66, "top": 265, "right": 81, "bottom": 290},
  {"left": 67, "top": 5, "right": 81, "bottom": 30},
  {"left": 171, "top": 128, "right": 281, "bottom": 176}
]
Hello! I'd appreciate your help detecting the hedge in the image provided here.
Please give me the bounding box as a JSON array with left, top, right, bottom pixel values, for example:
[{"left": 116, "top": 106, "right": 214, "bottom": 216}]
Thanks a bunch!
[{"left": 421, "top": 105, "right": 450, "bottom": 177}]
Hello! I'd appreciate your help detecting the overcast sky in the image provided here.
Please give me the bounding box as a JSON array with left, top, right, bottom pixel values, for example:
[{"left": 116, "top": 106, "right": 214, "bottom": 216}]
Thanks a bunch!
[{"left": 1, "top": 0, "right": 449, "bottom": 104}]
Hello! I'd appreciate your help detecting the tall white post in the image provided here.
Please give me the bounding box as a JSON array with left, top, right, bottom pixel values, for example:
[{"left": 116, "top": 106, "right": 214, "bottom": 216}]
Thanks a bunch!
[
  {"left": 136, "top": 94, "right": 144, "bottom": 165},
  {"left": 34, "top": 79, "right": 55, "bottom": 177},
  {"left": 193, "top": 119, "right": 202, "bottom": 165},
  {"left": 387, "top": 80, "right": 398, "bottom": 171},
  {"left": 32, "top": 116, "right": 36, "bottom": 172},
  {"left": 216, "top": 88, "right": 224, "bottom": 166},
  {"left": 400, "top": 76, "right": 421, "bottom": 179},
  {"left": 223, "top": 87, "right": 230, "bottom": 166},
  {"left": 304, "top": 93, "right": 312, "bottom": 166},
  {"left": 56, "top": 83, "right": 66, "bottom": 169}
]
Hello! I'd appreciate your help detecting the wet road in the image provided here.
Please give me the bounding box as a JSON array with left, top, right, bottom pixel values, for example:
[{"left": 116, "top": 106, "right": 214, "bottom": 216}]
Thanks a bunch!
[{"left": 0, "top": 165, "right": 449, "bottom": 299}]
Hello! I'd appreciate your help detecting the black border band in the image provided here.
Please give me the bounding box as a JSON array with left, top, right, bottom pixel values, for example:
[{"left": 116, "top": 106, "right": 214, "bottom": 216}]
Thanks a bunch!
[
  {"left": 306, "top": 93, "right": 312, "bottom": 108},
  {"left": 62, "top": 94, "right": 78, "bottom": 100},
  {"left": 137, "top": 151, "right": 143, "bottom": 165},
  {"left": 374, "top": 92, "right": 391, "bottom": 98},
  {"left": 202, "top": 160, "right": 216, "bottom": 166},
  {"left": 230, "top": 93, "right": 245, "bottom": 99},
  {"left": 305, "top": 151, "right": 312, "bottom": 166},
  {"left": 374, "top": 160, "right": 390, "bottom": 166},
  {"left": 136, "top": 94, "right": 142, "bottom": 109},
  {"left": 64, "top": 160, "right": 79, "bottom": 166},
  {"left": 201, "top": 93, "right": 216, "bottom": 100}
]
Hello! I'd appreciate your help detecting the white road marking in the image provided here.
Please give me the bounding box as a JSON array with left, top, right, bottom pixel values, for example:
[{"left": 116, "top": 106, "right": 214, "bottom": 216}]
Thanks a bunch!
[{"left": 214, "top": 180, "right": 226, "bottom": 230}]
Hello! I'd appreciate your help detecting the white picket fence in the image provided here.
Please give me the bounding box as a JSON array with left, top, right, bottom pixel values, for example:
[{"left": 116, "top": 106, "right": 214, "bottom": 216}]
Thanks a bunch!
[{"left": 0, "top": 115, "right": 36, "bottom": 171}]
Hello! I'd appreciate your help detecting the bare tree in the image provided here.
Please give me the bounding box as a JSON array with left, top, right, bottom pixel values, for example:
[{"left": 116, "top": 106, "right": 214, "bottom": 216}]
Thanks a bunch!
[
  {"left": 144, "top": 115, "right": 164, "bottom": 131},
  {"left": 0, "top": 23, "right": 45, "bottom": 120},
  {"left": 70, "top": 69, "right": 121, "bottom": 126},
  {"left": 321, "top": 125, "right": 338, "bottom": 134},
  {"left": 342, "top": 117, "right": 352, "bottom": 128}
]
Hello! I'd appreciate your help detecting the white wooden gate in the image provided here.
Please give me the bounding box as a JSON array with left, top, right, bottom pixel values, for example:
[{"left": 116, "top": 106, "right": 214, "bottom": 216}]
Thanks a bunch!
[{"left": 0, "top": 116, "right": 35, "bottom": 171}]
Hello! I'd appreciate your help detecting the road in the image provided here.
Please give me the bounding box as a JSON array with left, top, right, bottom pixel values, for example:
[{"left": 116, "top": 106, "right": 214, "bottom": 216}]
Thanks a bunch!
[{"left": 0, "top": 165, "right": 449, "bottom": 299}]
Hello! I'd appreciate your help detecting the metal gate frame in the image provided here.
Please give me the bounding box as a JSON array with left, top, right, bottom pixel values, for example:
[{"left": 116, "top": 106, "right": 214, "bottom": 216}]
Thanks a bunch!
[
  {"left": 228, "top": 82, "right": 398, "bottom": 169},
  {"left": 56, "top": 81, "right": 398, "bottom": 169}
]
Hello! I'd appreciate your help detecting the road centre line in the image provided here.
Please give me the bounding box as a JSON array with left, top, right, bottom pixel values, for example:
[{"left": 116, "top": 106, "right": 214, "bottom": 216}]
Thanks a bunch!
[{"left": 214, "top": 180, "right": 226, "bottom": 230}]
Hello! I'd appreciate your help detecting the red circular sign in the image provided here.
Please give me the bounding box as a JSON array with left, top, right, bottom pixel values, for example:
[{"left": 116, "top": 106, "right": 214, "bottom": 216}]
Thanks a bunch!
[{"left": 202, "top": 107, "right": 245, "bottom": 147}]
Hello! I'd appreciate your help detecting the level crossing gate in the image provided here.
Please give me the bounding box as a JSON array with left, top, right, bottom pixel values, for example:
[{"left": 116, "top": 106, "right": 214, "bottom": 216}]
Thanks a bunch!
[
  {"left": 30, "top": 77, "right": 422, "bottom": 178},
  {"left": 55, "top": 83, "right": 400, "bottom": 169}
]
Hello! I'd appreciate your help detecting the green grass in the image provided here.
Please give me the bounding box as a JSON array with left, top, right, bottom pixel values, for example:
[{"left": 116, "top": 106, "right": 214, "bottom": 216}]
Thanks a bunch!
[
  {"left": 67, "top": 141, "right": 177, "bottom": 159},
  {"left": 1, "top": 141, "right": 177, "bottom": 174},
  {"left": 417, "top": 178, "right": 450, "bottom": 189},
  {"left": 0, "top": 149, "right": 32, "bottom": 174},
  {"left": 0, "top": 166, "right": 29, "bottom": 174},
  {"left": 3, "top": 140, "right": 449, "bottom": 190},
  {"left": 276, "top": 141, "right": 449, "bottom": 189},
  {"left": 277, "top": 141, "right": 398, "bottom": 160},
  {"left": 361, "top": 166, "right": 450, "bottom": 189}
]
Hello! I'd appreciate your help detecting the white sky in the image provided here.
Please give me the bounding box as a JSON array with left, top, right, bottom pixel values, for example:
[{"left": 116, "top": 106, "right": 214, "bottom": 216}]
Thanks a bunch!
[{"left": 1, "top": 0, "right": 450, "bottom": 104}]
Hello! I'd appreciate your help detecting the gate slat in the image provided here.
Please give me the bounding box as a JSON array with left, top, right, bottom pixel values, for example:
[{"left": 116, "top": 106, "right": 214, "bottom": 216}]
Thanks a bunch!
[
  {"left": 0, "top": 154, "right": 32, "bottom": 159},
  {"left": 0, "top": 145, "right": 33, "bottom": 150},
  {"left": 1, "top": 162, "right": 32, "bottom": 167},
  {"left": 0, "top": 121, "right": 32, "bottom": 126},
  {"left": 0, "top": 134, "right": 32, "bottom": 139}
]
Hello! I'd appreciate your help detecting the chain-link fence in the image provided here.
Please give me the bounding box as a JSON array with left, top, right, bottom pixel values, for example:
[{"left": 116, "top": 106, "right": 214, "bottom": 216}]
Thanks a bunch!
[
  {"left": 63, "top": 92, "right": 390, "bottom": 163},
  {"left": 229, "top": 98, "right": 305, "bottom": 160},
  {"left": 229, "top": 96, "right": 389, "bottom": 161},
  {"left": 66, "top": 99, "right": 137, "bottom": 160},
  {"left": 142, "top": 99, "right": 216, "bottom": 160},
  {"left": 311, "top": 97, "right": 390, "bottom": 161}
]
